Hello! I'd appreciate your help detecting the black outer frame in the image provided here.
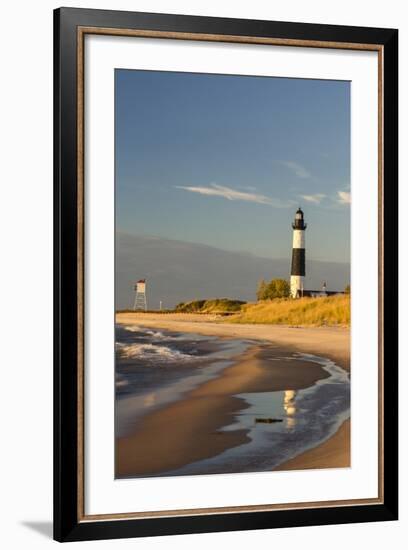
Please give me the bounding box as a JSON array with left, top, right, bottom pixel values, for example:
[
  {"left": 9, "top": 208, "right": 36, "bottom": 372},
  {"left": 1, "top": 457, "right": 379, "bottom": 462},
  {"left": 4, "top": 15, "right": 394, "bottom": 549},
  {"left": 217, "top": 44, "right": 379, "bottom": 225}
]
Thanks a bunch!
[{"left": 54, "top": 7, "right": 398, "bottom": 543}]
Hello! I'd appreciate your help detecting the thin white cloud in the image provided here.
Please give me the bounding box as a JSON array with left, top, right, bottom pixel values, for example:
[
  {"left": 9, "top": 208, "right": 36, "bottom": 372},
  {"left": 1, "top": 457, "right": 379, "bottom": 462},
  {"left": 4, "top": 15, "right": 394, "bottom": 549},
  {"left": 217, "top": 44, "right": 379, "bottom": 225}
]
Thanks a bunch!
[
  {"left": 300, "top": 193, "right": 326, "bottom": 204},
  {"left": 176, "top": 183, "right": 293, "bottom": 208},
  {"left": 337, "top": 190, "right": 351, "bottom": 204},
  {"left": 281, "top": 161, "right": 311, "bottom": 179}
]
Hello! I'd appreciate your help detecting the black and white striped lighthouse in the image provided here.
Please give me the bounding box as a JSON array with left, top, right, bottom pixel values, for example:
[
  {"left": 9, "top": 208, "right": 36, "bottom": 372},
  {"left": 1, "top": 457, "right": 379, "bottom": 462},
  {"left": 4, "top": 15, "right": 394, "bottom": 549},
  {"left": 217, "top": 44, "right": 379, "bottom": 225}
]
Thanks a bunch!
[{"left": 290, "top": 207, "right": 307, "bottom": 298}]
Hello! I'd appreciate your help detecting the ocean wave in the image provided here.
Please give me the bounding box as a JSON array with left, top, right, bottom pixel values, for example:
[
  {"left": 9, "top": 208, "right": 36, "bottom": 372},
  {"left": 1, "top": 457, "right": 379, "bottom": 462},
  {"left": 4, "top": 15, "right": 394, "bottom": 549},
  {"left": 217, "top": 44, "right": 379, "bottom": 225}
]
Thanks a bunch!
[
  {"left": 115, "top": 377, "right": 129, "bottom": 388},
  {"left": 122, "top": 325, "right": 178, "bottom": 340},
  {"left": 116, "top": 342, "right": 197, "bottom": 363}
]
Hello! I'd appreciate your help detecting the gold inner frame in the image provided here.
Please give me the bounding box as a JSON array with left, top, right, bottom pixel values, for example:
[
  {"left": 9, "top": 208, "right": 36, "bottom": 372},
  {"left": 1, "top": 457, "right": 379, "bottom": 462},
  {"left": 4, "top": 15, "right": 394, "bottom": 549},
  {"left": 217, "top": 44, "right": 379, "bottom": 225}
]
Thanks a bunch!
[{"left": 76, "top": 26, "right": 384, "bottom": 522}]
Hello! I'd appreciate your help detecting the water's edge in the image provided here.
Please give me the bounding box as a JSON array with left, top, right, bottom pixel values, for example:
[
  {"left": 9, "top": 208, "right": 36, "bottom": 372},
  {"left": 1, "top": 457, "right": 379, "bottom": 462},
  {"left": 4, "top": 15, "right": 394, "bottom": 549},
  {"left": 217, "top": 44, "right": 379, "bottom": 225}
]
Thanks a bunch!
[{"left": 115, "top": 324, "right": 350, "bottom": 477}]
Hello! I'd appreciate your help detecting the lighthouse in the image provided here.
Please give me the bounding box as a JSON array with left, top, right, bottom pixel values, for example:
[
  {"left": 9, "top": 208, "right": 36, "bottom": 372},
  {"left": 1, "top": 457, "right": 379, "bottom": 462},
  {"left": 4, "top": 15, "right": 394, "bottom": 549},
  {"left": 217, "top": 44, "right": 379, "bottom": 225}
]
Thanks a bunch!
[{"left": 290, "top": 207, "right": 307, "bottom": 298}]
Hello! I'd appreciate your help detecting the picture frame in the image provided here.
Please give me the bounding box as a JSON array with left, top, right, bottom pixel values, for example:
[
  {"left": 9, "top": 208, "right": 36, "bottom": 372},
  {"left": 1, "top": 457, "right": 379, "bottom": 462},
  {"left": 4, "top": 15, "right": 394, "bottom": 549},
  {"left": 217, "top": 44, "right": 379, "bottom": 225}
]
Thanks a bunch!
[{"left": 54, "top": 7, "right": 398, "bottom": 542}]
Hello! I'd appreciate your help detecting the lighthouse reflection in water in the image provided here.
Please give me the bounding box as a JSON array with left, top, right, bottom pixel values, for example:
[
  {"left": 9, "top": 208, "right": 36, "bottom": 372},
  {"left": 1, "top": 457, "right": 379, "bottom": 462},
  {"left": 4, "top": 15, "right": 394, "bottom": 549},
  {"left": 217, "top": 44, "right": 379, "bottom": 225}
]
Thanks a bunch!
[
  {"left": 166, "top": 352, "right": 350, "bottom": 475},
  {"left": 283, "top": 390, "right": 297, "bottom": 429}
]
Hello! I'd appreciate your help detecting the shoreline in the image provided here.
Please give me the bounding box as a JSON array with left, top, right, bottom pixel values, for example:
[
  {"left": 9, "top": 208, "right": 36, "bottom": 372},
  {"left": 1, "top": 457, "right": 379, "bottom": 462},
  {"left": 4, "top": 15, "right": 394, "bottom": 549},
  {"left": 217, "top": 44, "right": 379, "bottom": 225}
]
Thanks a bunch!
[
  {"left": 116, "top": 314, "right": 350, "bottom": 476},
  {"left": 275, "top": 418, "right": 350, "bottom": 471},
  {"left": 116, "top": 312, "right": 350, "bottom": 372}
]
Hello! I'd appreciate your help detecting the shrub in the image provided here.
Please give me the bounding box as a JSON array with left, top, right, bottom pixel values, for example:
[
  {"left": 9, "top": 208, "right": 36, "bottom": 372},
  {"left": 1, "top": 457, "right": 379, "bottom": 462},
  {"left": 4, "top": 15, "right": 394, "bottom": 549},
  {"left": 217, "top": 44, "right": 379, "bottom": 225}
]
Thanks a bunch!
[
  {"left": 174, "top": 298, "right": 246, "bottom": 314},
  {"left": 257, "top": 278, "right": 290, "bottom": 300}
]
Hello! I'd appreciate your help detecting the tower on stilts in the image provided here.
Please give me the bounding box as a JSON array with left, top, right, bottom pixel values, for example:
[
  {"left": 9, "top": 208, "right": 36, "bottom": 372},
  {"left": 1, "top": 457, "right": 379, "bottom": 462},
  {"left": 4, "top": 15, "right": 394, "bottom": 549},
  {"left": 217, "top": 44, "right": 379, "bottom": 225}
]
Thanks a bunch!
[{"left": 133, "top": 279, "right": 147, "bottom": 311}]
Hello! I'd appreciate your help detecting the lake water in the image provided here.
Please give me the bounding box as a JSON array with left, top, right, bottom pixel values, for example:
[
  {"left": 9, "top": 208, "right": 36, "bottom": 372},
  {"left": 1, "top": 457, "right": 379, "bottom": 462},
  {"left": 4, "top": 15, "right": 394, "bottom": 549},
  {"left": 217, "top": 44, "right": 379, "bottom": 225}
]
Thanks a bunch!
[{"left": 115, "top": 324, "right": 350, "bottom": 475}]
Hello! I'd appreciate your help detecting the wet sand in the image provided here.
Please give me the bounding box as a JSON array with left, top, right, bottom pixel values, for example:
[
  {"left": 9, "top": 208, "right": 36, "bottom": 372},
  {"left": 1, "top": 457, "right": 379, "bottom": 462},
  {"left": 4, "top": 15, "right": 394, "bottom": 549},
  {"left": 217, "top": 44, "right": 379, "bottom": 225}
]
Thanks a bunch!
[
  {"left": 116, "top": 313, "right": 350, "bottom": 476},
  {"left": 116, "top": 313, "right": 350, "bottom": 372},
  {"left": 275, "top": 419, "right": 350, "bottom": 470},
  {"left": 116, "top": 344, "right": 332, "bottom": 477}
]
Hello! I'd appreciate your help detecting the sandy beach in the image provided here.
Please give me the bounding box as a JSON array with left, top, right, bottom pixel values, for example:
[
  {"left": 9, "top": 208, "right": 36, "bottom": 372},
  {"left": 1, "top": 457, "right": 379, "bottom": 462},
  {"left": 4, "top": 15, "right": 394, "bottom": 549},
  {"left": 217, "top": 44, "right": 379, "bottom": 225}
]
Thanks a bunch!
[
  {"left": 116, "top": 313, "right": 350, "bottom": 477},
  {"left": 116, "top": 312, "right": 350, "bottom": 371}
]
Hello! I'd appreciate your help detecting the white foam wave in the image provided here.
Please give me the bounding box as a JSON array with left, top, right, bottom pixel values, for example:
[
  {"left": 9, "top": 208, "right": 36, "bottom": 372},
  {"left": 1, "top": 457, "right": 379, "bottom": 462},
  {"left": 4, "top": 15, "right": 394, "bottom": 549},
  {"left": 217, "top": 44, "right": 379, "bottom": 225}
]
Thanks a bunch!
[
  {"left": 116, "top": 342, "right": 197, "bottom": 363},
  {"left": 122, "top": 325, "right": 177, "bottom": 340}
]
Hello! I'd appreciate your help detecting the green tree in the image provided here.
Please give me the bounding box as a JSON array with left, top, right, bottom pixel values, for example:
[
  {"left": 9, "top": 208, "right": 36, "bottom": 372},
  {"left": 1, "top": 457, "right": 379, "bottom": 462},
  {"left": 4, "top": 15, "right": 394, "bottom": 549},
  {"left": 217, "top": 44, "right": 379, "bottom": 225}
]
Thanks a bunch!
[
  {"left": 268, "top": 278, "right": 290, "bottom": 299},
  {"left": 257, "top": 278, "right": 290, "bottom": 300},
  {"left": 256, "top": 279, "right": 268, "bottom": 301}
]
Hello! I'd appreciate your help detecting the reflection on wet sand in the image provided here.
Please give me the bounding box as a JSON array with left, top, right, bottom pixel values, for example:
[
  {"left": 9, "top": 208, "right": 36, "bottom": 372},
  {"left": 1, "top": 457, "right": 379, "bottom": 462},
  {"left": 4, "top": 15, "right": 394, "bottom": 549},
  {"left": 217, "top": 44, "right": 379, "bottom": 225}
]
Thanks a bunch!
[
  {"left": 283, "top": 390, "right": 297, "bottom": 429},
  {"left": 116, "top": 322, "right": 350, "bottom": 477},
  {"left": 164, "top": 353, "right": 350, "bottom": 476}
]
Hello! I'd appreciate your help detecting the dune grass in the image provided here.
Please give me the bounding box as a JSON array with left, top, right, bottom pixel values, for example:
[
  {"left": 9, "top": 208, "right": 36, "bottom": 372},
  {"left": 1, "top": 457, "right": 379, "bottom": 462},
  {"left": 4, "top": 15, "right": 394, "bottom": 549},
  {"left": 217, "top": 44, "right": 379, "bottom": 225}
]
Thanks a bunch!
[
  {"left": 175, "top": 298, "right": 246, "bottom": 314},
  {"left": 229, "top": 294, "right": 350, "bottom": 327}
]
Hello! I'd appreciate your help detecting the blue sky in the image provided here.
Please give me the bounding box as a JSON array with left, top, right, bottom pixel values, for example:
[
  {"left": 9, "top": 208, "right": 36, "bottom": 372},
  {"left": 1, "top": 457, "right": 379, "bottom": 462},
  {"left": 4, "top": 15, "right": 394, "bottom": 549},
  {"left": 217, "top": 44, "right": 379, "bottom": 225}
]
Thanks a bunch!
[{"left": 115, "top": 70, "right": 350, "bottom": 263}]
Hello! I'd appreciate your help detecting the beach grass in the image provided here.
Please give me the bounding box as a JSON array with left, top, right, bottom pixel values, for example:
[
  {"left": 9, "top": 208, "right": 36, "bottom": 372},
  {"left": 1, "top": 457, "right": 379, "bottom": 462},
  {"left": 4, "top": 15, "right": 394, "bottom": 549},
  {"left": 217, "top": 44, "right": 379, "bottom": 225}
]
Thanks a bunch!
[
  {"left": 175, "top": 298, "right": 245, "bottom": 314},
  {"left": 229, "top": 294, "right": 350, "bottom": 327}
]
